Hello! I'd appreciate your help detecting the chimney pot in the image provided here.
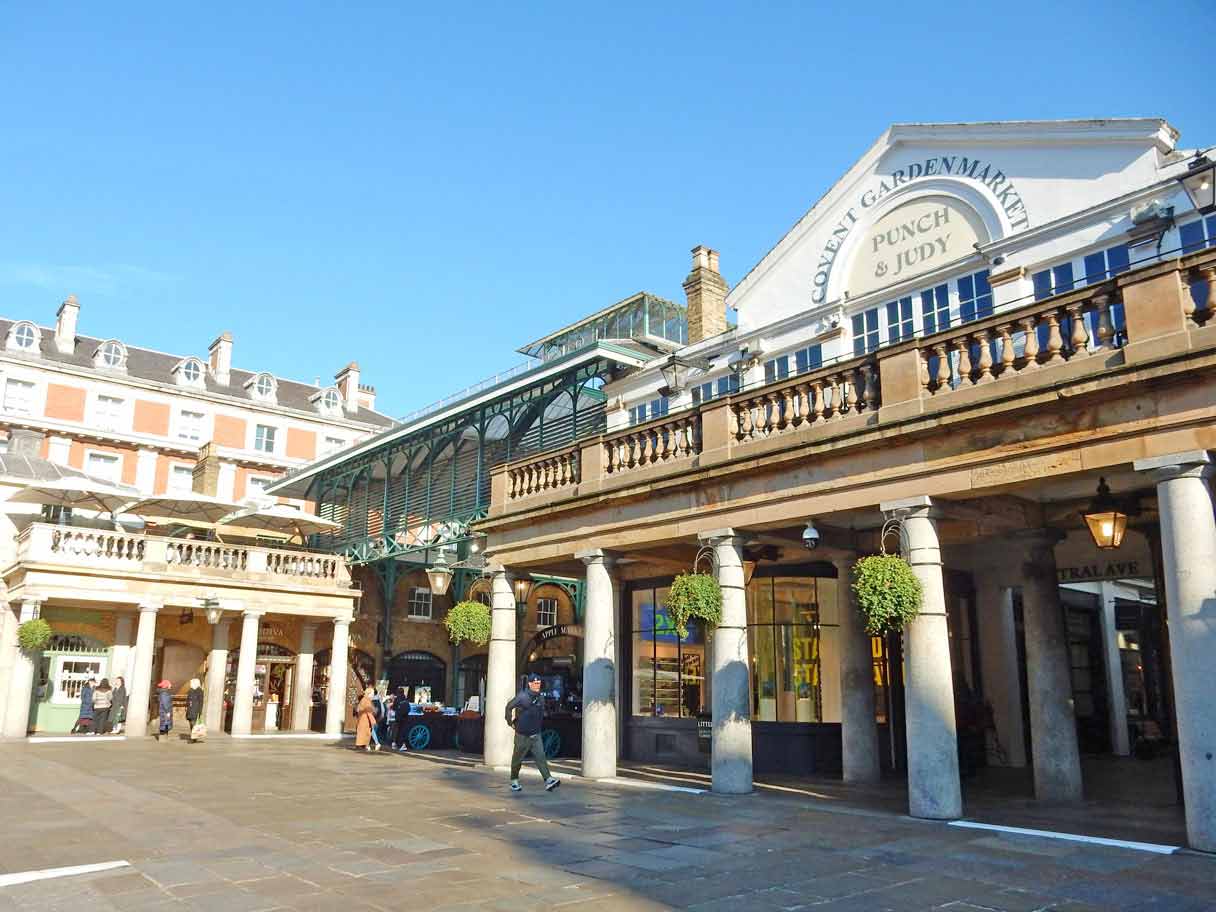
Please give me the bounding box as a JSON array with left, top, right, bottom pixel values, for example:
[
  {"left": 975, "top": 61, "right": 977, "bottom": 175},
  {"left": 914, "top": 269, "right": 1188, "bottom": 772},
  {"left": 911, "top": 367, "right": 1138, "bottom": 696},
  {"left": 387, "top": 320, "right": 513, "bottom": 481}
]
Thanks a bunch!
[
  {"left": 55, "top": 295, "right": 80, "bottom": 355},
  {"left": 335, "top": 362, "right": 362, "bottom": 415}
]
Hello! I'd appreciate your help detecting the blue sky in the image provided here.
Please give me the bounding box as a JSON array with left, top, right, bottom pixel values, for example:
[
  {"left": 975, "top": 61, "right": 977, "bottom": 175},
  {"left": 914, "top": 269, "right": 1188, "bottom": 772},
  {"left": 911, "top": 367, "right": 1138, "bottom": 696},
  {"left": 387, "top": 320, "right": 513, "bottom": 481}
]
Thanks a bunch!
[{"left": 1, "top": 2, "right": 1211, "bottom": 417}]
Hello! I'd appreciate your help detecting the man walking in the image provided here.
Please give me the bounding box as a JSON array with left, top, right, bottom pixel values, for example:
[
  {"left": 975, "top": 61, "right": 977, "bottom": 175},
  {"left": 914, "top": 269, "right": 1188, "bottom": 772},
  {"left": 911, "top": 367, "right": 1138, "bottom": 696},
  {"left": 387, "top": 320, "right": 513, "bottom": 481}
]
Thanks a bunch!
[{"left": 505, "top": 673, "right": 560, "bottom": 793}]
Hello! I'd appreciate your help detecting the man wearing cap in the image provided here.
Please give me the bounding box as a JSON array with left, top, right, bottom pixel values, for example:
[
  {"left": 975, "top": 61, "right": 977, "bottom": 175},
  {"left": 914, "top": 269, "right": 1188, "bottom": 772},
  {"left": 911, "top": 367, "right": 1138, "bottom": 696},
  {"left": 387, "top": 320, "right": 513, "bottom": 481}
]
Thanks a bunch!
[{"left": 504, "top": 673, "right": 560, "bottom": 793}]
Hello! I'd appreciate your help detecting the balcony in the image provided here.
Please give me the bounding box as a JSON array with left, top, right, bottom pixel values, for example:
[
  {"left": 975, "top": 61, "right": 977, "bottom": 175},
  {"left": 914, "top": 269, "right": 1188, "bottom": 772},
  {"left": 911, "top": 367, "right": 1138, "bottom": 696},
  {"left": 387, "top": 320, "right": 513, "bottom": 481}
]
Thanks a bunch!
[
  {"left": 488, "top": 247, "right": 1216, "bottom": 524},
  {"left": 5, "top": 523, "right": 358, "bottom": 614}
]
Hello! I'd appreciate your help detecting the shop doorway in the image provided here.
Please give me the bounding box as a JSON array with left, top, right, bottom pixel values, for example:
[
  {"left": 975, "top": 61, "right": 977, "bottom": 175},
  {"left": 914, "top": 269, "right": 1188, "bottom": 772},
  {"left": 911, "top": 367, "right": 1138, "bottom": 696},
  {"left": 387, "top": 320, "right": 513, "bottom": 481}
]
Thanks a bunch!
[
  {"left": 384, "top": 650, "right": 446, "bottom": 705},
  {"left": 224, "top": 644, "right": 296, "bottom": 732},
  {"left": 31, "top": 634, "right": 111, "bottom": 733}
]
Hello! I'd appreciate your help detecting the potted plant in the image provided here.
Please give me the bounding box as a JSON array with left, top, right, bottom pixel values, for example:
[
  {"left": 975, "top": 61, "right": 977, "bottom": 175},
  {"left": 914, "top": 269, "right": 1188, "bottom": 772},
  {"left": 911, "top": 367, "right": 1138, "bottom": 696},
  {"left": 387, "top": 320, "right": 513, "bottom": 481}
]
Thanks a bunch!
[
  {"left": 852, "top": 554, "right": 922, "bottom": 635},
  {"left": 666, "top": 571, "right": 722, "bottom": 639},
  {"left": 17, "top": 618, "right": 52, "bottom": 653},
  {"left": 444, "top": 601, "right": 491, "bottom": 646}
]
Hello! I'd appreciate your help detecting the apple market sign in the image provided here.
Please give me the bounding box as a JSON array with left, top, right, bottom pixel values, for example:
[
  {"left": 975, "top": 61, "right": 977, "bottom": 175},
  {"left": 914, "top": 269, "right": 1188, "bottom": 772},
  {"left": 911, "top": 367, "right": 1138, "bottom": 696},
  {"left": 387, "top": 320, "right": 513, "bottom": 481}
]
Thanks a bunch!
[{"left": 810, "top": 156, "right": 1031, "bottom": 304}]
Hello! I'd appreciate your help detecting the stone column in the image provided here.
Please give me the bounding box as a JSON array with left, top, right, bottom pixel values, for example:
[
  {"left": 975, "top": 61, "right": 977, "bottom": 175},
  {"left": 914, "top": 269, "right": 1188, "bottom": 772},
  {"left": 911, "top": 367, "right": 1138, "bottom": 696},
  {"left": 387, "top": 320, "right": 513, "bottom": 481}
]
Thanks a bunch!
[
  {"left": 700, "top": 529, "right": 752, "bottom": 795},
  {"left": 578, "top": 548, "right": 618, "bottom": 780},
  {"left": 832, "top": 554, "right": 880, "bottom": 783},
  {"left": 325, "top": 617, "right": 351, "bottom": 737},
  {"left": 484, "top": 566, "right": 517, "bottom": 769},
  {"left": 1019, "top": 531, "right": 1083, "bottom": 802},
  {"left": 125, "top": 601, "right": 161, "bottom": 739},
  {"left": 1098, "top": 581, "right": 1131, "bottom": 756},
  {"left": 0, "top": 602, "right": 18, "bottom": 735},
  {"left": 292, "top": 623, "right": 317, "bottom": 732},
  {"left": 1135, "top": 451, "right": 1216, "bottom": 853},
  {"left": 974, "top": 580, "right": 1027, "bottom": 767},
  {"left": 204, "top": 618, "right": 232, "bottom": 734},
  {"left": 109, "top": 614, "right": 135, "bottom": 692},
  {"left": 230, "top": 608, "right": 263, "bottom": 736},
  {"left": 882, "top": 496, "right": 962, "bottom": 820},
  {"left": 2, "top": 600, "right": 41, "bottom": 739}
]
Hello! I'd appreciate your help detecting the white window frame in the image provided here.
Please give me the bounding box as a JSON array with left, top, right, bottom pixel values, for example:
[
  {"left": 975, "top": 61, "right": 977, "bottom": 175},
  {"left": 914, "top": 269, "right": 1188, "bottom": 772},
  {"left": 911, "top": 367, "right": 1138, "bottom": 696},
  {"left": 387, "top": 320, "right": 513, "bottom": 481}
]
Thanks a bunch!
[
  {"left": 168, "top": 464, "right": 195, "bottom": 493},
  {"left": 246, "top": 475, "right": 275, "bottom": 502},
  {"left": 84, "top": 450, "right": 122, "bottom": 484},
  {"left": 52, "top": 655, "right": 108, "bottom": 704},
  {"left": 407, "top": 587, "right": 433, "bottom": 620},
  {"left": 94, "top": 340, "right": 128, "bottom": 371},
  {"left": 174, "top": 358, "right": 206, "bottom": 389},
  {"left": 6, "top": 321, "right": 40, "bottom": 353},
  {"left": 322, "top": 435, "right": 345, "bottom": 456},
  {"left": 536, "top": 597, "right": 558, "bottom": 628},
  {"left": 253, "top": 424, "right": 278, "bottom": 454},
  {"left": 91, "top": 394, "right": 127, "bottom": 433},
  {"left": 247, "top": 372, "right": 278, "bottom": 403},
  {"left": 176, "top": 408, "right": 207, "bottom": 442},
  {"left": 3, "top": 378, "right": 37, "bottom": 416}
]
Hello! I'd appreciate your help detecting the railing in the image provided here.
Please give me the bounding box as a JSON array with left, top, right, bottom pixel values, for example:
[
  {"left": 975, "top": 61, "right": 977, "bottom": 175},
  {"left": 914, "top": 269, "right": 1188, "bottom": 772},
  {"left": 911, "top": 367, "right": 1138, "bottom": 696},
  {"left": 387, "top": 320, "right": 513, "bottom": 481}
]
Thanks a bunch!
[
  {"left": 604, "top": 412, "right": 700, "bottom": 476},
  {"left": 50, "top": 528, "right": 145, "bottom": 564},
  {"left": 14, "top": 523, "right": 351, "bottom": 588},
  {"left": 266, "top": 550, "right": 341, "bottom": 580},
  {"left": 166, "top": 541, "right": 249, "bottom": 572},
  {"left": 508, "top": 448, "right": 579, "bottom": 500},
  {"left": 731, "top": 358, "right": 879, "bottom": 443},
  {"left": 919, "top": 285, "right": 1124, "bottom": 395}
]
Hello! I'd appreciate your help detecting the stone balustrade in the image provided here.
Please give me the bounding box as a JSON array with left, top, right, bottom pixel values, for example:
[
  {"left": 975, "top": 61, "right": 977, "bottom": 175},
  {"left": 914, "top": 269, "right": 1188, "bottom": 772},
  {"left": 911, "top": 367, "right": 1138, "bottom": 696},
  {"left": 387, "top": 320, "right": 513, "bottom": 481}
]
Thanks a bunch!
[
  {"left": 507, "top": 448, "right": 579, "bottom": 500},
  {"left": 13, "top": 523, "right": 350, "bottom": 587},
  {"left": 487, "top": 247, "right": 1216, "bottom": 518},
  {"left": 603, "top": 412, "right": 700, "bottom": 476},
  {"left": 730, "top": 358, "right": 879, "bottom": 443}
]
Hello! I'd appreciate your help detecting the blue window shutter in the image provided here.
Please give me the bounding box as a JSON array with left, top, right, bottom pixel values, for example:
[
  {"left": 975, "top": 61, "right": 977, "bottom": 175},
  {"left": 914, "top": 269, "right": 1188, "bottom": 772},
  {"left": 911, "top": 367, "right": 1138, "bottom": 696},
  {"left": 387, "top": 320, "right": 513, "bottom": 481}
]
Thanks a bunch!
[{"left": 1032, "top": 270, "right": 1052, "bottom": 301}]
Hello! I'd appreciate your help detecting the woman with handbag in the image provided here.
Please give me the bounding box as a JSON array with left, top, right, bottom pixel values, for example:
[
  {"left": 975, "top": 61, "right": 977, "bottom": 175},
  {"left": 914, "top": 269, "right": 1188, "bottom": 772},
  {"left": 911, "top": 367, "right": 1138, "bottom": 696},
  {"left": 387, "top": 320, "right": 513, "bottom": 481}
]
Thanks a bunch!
[{"left": 185, "top": 678, "right": 205, "bottom": 743}]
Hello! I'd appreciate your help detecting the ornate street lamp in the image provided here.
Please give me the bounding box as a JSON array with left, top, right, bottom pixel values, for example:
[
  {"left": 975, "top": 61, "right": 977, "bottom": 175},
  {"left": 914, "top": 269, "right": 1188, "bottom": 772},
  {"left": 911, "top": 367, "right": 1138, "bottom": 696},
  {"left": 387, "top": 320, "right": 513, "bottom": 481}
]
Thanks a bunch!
[
  {"left": 1081, "top": 478, "right": 1129, "bottom": 551},
  {"left": 426, "top": 548, "right": 453, "bottom": 596},
  {"left": 513, "top": 576, "right": 533, "bottom": 606},
  {"left": 1179, "top": 152, "right": 1216, "bottom": 216},
  {"left": 658, "top": 353, "right": 713, "bottom": 397},
  {"left": 203, "top": 597, "right": 223, "bottom": 625}
]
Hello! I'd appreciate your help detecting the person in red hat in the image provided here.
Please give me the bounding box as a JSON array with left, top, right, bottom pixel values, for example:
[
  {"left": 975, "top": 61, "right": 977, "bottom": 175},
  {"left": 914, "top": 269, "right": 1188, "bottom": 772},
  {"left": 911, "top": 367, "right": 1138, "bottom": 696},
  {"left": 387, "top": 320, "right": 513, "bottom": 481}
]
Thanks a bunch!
[{"left": 155, "top": 680, "right": 173, "bottom": 740}]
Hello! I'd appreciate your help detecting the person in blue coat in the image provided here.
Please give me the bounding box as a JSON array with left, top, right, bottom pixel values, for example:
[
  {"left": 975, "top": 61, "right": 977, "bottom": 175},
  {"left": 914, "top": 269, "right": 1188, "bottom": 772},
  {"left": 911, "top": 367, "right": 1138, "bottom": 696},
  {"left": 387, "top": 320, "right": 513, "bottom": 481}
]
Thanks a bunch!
[
  {"left": 72, "top": 678, "right": 97, "bottom": 734},
  {"left": 155, "top": 680, "right": 173, "bottom": 740}
]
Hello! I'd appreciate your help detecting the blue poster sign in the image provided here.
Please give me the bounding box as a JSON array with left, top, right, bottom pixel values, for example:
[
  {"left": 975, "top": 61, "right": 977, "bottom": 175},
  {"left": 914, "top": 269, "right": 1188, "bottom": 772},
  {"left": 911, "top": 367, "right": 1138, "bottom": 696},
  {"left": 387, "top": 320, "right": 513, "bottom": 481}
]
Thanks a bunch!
[{"left": 641, "top": 602, "right": 702, "bottom": 643}]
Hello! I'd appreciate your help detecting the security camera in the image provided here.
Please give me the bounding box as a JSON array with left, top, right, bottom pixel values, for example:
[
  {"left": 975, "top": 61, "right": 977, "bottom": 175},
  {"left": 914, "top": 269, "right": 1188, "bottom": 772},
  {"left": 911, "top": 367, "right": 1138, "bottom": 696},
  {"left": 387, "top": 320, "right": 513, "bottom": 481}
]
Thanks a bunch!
[{"left": 802, "top": 520, "right": 821, "bottom": 550}]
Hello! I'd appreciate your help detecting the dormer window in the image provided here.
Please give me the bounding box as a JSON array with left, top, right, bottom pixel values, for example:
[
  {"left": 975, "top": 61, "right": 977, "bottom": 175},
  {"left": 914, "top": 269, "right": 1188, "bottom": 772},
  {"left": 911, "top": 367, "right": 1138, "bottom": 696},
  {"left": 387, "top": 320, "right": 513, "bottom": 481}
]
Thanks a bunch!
[
  {"left": 5, "top": 322, "right": 40, "bottom": 354},
  {"left": 173, "top": 357, "right": 206, "bottom": 389},
  {"left": 246, "top": 372, "right": 277, "bottom": 404},
  {"left": 310, "top": 386, "right": 344, "bottom": 416},
  {"left": 94, "top": 340, "right": 128, "bottom": 371}
]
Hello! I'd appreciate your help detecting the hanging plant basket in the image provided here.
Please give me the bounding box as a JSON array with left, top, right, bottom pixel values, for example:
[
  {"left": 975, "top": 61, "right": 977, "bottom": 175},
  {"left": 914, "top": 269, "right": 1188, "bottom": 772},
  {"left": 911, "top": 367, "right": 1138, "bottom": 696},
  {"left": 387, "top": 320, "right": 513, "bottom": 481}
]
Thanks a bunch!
[
  {"left": 852, "top": 555, "right": 922, "bottom": 635},
  {"left": 17, "top": 618, "right": 52, "bottom": 653},
  {"left": 444, "top": 600, "right": 492, "bottom": 646},
  {"left": 851, "top": 516, "right": 924, "bottom": 636},
  {"left": 666, "top": 570, "right": 722, "bottom": 639}
]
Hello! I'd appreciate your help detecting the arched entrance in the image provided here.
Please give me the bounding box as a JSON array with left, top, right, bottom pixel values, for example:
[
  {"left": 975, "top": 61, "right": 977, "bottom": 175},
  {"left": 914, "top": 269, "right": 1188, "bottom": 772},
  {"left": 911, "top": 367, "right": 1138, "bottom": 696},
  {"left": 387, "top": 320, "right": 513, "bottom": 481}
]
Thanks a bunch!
[{"left": 384, "top": 651, "right": 446, "bottom": 704}]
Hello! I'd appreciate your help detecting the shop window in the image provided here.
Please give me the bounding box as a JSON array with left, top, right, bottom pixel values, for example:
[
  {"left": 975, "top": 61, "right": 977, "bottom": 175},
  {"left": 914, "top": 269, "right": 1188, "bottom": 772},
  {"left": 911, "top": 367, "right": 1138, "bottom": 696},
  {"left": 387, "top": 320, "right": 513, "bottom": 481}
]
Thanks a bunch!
[
  {"left": 53, "top": 657, "right": 106, "bottom": 704},
  {"left": 1031, "top": 262, "right": 1075, "bottom": 301},
  {"left": 852, "top": 308, "right": 880, "bottom": 355},
  {"left": 1179, "top": 215, "right": 1216, "bottom": 254},
  {"left": 407, "top": 587, "right": 433, "bottom": 619},
  {"left": 630, "top": 586, "right": 706, "bottom": 718},
  {"left": 885, "top": 295, "right": 914, "bottom": 342},
  {"left": 536, "top": 597, "right": 558, "bottom": 628},
  {"left": 747, "top": 576, "right": 835, "bottom": 723},
  {"left": 921, "top": 283, "right": 950, "bottom": 334},
  {"left": 958, "top": 270, "right": 993, "bottom": 323}
]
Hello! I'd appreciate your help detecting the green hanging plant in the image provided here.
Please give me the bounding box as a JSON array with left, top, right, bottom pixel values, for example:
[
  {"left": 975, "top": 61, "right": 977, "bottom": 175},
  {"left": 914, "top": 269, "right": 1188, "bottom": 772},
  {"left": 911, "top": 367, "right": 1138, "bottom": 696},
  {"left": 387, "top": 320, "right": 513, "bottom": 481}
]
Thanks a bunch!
[
  {"left": 666, "top": 572, "right": 722, "bottom": 638},
  {"left": 444, "top": 600, "right": 491, "bottom": 646},
  {"left": 17, "top": 618, "right": 52, "bottom": 653},
  {"left": 852, "top": 555, "right": 922, "bottom": 635}
]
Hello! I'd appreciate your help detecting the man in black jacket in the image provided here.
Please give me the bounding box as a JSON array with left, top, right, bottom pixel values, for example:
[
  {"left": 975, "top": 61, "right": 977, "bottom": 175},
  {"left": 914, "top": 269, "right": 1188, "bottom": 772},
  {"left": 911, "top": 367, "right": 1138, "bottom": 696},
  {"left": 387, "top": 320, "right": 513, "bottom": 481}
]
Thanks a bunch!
[{"left": 505, "top": 673, "right": 560, "bottom": 793}]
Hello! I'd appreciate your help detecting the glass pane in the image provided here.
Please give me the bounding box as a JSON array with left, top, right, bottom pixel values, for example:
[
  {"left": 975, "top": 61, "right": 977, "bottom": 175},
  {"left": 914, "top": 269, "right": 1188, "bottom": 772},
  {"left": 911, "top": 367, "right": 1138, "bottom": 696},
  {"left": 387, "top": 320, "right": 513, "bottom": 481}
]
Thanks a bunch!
[
  {"left": 791, "top": 623, "right": 821, "bottom": 722},
  {"left": 752, "top": 625, "right": 777, "bottom": 721},
  {"left": 748, "top": 578, "right": 773, "bottom": 625},
  {"left": 633, "top": 627, "right": 655, "bottom": 717},
  {"left": 679, "top": 619, "right": 707, "bottom": 717}
]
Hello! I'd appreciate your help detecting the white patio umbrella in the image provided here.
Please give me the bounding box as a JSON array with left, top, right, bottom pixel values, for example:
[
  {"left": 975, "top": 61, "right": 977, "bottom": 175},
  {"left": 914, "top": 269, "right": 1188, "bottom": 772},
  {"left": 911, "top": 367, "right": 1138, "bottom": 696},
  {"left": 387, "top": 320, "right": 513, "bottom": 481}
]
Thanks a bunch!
[
  {"left": 121, "top": 492, "right": 244, "bottom": 525},
  {"left": 217, "top": 503, "right": 341, "bottom": 541},
  {"left": 6, "top": 476, "right": 140, "bottom": 515}
]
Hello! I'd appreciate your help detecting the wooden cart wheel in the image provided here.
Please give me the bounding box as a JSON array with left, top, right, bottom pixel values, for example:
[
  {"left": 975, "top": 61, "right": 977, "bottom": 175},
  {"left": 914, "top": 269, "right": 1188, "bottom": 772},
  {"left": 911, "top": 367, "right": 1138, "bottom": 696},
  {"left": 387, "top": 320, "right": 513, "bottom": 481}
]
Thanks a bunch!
[{"left": 407, "top": 723, "right": 432, "bottom": 750}]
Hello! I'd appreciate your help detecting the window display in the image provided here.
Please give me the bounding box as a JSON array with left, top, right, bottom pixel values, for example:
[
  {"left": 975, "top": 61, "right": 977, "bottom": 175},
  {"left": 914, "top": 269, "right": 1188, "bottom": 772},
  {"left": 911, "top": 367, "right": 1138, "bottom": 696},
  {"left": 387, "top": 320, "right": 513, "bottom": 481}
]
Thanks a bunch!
[{"left": 631, "top": 586, "right": 706, "bottom": 717}]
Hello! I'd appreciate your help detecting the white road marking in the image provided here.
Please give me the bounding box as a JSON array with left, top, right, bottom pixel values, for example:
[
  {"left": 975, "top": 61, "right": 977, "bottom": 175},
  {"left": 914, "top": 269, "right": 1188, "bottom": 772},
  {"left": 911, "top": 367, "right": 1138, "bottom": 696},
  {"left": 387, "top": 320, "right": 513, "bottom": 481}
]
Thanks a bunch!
[
  {"left": 948, "top": 820, "right": 1179, "bottom": 854},
  {"left": 0, "top": 860, "right": 130, "bottom": 888}
]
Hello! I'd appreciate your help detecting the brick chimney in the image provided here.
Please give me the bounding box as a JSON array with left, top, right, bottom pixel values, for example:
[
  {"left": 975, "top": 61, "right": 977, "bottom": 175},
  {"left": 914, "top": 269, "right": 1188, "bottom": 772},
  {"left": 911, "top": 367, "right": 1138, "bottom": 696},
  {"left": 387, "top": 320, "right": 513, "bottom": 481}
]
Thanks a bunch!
[
  {"left": 55, "top": 295, "right": 79, "bottom": 355},
  {"left": 683, "top": 246, "right": 728, "bottom": 344},
  {"left": 192, "top": 442, "right": 221, "bottom": 496},
  {"left": 357, "top": 383, "right": 377, "bottom": 412},
  {"left": 208, "top": 332, "right": 233, "bottom": 386},
  {"left": 335, "top": 362, "right": 361, "bottom": 415}
]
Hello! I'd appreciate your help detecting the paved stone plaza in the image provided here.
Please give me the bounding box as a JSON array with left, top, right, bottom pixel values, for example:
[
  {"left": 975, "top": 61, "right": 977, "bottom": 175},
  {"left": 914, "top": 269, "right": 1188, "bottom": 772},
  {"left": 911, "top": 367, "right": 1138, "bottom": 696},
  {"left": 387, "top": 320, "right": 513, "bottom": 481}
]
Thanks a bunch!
[{"left": 1, "top": 739, "right": 1214, "bottom": 912}]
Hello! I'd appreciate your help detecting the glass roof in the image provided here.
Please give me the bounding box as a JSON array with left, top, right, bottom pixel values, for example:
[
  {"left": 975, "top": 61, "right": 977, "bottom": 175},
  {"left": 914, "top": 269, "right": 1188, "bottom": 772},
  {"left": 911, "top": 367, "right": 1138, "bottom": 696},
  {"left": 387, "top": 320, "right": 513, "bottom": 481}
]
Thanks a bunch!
[{"left": 518, "top": 292, "right": 687, "bottom": 363}]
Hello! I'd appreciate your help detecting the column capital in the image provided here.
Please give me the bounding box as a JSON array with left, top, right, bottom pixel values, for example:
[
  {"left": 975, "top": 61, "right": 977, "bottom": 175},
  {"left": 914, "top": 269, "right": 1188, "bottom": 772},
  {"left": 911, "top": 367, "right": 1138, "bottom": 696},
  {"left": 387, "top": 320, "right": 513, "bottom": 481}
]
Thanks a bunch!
[
  {"left": 484, "top": 562, "right": 509, "bottom": 578},
  {"left": 332, "top": 615, "right": 352, "bottom": 629},
  {"left": 242, "top": 607, "right": 266, "bottom": 620},
  {"left": 1134, "top": 450, "right": 1214, "bottom": 483},
  {"left": 698, "top": 527, "right": 746, "bottom": 547},
  {"left": 138, "top": 599, "right": 162, "bottom": 614},
  {"left": 576, "top": 548, "right": 619, "bottom": 567},
  {"left": 880, "top": 495, "right": 941, "bottom": 518}
]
